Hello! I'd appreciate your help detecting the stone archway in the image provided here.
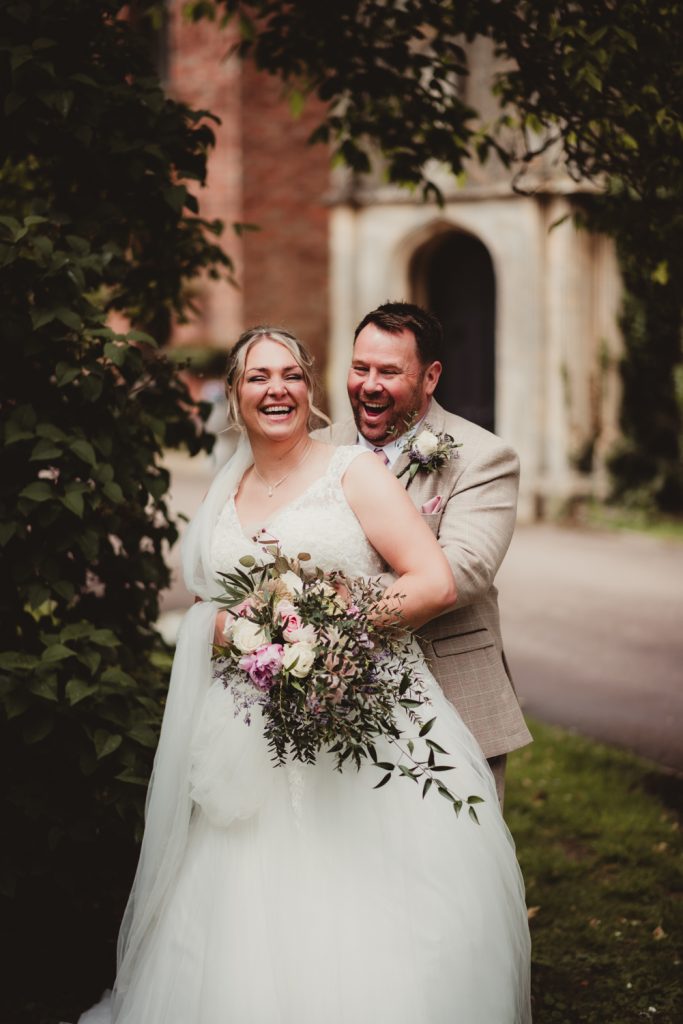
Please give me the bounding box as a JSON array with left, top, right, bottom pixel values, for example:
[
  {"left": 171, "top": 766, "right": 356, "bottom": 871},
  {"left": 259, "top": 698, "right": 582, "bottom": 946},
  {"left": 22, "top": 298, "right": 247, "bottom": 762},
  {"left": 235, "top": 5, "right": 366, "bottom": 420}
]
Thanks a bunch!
[{"left": 410, "top": 229, "right": 496, "bottom": 431}]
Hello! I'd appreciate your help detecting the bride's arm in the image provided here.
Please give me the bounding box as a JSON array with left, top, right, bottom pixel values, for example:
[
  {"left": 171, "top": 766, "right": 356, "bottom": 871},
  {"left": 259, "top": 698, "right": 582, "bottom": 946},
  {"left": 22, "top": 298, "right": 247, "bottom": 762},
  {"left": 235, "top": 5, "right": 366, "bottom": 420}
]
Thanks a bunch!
[{"left": 342, "top": 453, "right": 456, "bottom": 631}]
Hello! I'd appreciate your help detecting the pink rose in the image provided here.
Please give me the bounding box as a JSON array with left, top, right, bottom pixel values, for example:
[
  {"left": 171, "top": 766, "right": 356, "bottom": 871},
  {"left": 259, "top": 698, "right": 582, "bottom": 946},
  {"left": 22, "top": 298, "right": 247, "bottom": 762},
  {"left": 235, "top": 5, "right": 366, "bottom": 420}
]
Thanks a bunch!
[
  {"left": 239, "top": 643, "right": 284, "bottom": 691},
  {"left": 282, "top": 613, "right": 304, "bottom": 642}
]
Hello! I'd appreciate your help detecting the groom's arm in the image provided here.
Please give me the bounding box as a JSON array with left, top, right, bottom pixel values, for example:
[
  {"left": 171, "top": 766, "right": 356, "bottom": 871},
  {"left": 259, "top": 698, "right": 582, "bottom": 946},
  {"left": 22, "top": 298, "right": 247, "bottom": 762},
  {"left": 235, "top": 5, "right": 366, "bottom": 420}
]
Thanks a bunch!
[{"left": 435, "top": 442, "right": 519, "bottom": 611}]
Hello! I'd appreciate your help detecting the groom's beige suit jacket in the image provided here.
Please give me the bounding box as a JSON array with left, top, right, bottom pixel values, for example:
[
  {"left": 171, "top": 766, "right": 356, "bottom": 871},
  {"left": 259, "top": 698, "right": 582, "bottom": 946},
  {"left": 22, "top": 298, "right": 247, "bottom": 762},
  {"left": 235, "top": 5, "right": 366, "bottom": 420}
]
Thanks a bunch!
[{"left": 315, "top": 399, "right": 532, "bottom": 759}]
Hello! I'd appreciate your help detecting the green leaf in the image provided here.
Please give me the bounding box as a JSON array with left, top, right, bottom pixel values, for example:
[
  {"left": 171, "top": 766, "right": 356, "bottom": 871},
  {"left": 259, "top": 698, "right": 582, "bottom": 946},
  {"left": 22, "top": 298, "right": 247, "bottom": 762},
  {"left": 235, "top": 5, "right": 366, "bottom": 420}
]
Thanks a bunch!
[
  {"left": 70, "top": 438, "right": 97, "bottom": 466},
  {"left": 419, "top": 716, "right": 436, "bottom": 737},
  {"left": 162, "top": 184, "right": 187, "bottom": 213},
  {"left": 422, "top": 777, "right": 433, "bottom": 799},
  {"left": 60, "top": 622, "right": 93, "bottom": 641},
  {"left": 22, "top": 716, "right": 55, "bottom": 744},
  {"left": 127, "top": 330, "right": 157, "bottom": 345},
  {"left": 56, "top": 364, "right": 80, "bottom": 387},
  {"left": 54, "top": 308, "right": 82, "bottom": 330},
  {"left": 289, "top": 89, "right": 305, "bottom": 118},
  {"left": 0, "top": 522, "right": 17, "bottom": 546},
  {"left": 101, "top": 666, "right": 136, "bottom": 687},
  {"left": 0, "top": 651, "right": 38, "bottom": 671},
  {"left": 36, "top": 422, "right": 68, "bottom": 442},
  {"left": 29, "top": 675, "right": 58, "bottom": 701},
  {"left": 4, "top": 421, "right": 34, "bottom": 444},
  {"left": 651, "top": 261, "right": 669, "bottom": 285},
  {"left": 467, "top": 794, "right": 485, "bottom": 804},
  {"left": 89, "top": 629, "right": 120, "bottom": 648},
  {"left": 115, "top": 770, "right": 149, "bottom": 787},
  {"left": 468, "top": 806, "right": 480, "bottom": 824},
  {"left": 94, "top": 730, "right": 122, "bottom": 759},
  {"left": 76, "top": 649, "right": 101, "bottom": 674},
  {"left": 128, "top": 725, "right": 158, "bottom": 748},
  {"left": 19, "top": 481, "right": 54, "bottom": 502},
  {"left": 104, "top": 340, "right": 127, "bottom": 366},
  {"left": 29, "top": 438, "right": 62, "bottom": 461},
  {"left": 60, "top": 491, "right": 84, "bottom": 517},
  {"left": 373, "top": 772, "right": 392, "bottom": 789},
  {"left": 41, "top": 643, "right": 76, "bottom": 663},
  {"left": 65, "top": 678, "right": 98, "bottom": 705},
  {"left": 102, "top": 481, "right": 124, "bottom": 503},
  {"left": 5, "top": 691, "right": 30, "bottom": 719}
]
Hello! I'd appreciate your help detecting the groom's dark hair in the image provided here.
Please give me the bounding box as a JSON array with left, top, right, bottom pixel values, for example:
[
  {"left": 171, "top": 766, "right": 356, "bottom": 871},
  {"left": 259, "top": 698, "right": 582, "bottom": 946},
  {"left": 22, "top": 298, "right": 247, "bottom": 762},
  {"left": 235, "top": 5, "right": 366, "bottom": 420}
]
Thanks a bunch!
[{"left": 353, "top": 302, "right": 444, "bottom": 366}]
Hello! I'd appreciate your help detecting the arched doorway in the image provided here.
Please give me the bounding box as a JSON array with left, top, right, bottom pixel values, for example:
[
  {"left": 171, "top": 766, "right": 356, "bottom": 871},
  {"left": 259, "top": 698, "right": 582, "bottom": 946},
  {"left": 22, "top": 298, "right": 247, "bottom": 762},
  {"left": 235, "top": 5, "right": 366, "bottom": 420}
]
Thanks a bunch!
[{"left": 410, "top": 230, "right": 496, "bottom": 431}]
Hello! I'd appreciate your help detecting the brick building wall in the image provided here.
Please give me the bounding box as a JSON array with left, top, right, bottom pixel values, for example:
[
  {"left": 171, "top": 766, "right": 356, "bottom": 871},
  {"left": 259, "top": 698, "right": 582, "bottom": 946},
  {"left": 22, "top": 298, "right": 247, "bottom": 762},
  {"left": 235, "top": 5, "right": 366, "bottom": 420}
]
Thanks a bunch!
[{"left": 165, "top": 3, "right": 331, "bottom": 379}]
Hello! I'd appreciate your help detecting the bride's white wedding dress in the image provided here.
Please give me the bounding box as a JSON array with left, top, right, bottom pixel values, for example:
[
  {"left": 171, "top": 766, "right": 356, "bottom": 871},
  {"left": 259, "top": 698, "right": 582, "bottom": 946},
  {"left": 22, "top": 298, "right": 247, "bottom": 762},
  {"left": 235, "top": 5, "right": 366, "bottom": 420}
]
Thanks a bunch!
[{"left": 80, "top": 444, "right": 531, "bottom": 1024}]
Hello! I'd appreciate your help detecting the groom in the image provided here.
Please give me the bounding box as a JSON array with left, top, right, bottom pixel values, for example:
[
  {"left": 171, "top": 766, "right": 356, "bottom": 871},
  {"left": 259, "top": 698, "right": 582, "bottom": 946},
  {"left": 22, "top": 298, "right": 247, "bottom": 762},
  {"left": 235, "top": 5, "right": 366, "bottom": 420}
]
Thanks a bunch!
[{"left": 315, "top": 301, "right": 531, "bottom": 802}]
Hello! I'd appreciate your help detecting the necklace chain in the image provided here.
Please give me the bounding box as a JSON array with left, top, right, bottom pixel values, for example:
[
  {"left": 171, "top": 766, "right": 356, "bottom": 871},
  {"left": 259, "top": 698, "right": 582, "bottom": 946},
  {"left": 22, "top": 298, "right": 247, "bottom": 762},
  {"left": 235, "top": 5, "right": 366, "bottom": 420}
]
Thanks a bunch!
[{"left": 252, "top": 441, "right": 313, "bottom": 497}]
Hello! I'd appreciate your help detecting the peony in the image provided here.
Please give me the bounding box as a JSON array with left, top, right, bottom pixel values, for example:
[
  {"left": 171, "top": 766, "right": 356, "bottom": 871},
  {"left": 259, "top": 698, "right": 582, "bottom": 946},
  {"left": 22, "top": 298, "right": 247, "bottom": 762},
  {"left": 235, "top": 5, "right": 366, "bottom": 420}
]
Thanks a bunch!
[
  {"left": 279, "top": 570, "right": 304, "bottom": 596},
  {"left": 238, "top": 643, "right": 284, "bottom": 690},
  {"left": 414, "top": 429, "right": 439, "bottom": 457},
  {"left": 231, "top": 618, "right": 269, "bottom": 654},
  {"left": 282, "top": 641, "right": 316, "bottom": 679},
  {"left": 274, "top": 598, "right": 297, "bottom": 621}
]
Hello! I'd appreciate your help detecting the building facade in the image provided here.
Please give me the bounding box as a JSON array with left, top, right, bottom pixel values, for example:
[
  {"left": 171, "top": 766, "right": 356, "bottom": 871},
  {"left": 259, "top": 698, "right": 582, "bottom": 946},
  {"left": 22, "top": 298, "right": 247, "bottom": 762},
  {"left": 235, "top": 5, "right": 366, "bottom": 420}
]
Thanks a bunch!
[{"left": 166, "top": 7, "right": 623, "bottom": 520}]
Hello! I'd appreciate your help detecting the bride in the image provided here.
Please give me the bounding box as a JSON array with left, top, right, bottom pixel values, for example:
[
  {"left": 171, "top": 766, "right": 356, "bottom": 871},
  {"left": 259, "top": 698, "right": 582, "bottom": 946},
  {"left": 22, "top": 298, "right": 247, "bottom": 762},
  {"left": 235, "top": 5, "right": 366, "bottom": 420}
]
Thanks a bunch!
[{"left": 80, "top": 326, "right": 531, "bottom": 1024}]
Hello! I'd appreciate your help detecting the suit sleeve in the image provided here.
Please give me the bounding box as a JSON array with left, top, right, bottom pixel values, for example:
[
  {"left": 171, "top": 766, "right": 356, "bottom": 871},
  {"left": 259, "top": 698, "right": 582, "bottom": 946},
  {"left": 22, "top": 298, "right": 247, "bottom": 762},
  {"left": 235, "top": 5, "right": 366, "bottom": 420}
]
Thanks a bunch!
[{"left": 436, "top": 442, "right": 519, "bottom": 610}]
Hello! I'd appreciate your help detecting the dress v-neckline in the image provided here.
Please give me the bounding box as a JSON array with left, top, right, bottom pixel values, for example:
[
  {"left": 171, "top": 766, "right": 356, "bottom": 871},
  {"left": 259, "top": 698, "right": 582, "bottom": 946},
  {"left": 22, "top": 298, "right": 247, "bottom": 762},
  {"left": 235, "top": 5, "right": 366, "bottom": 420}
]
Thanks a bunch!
[{"left": 230, "top": 447, "right": 340, "bottom": 539}]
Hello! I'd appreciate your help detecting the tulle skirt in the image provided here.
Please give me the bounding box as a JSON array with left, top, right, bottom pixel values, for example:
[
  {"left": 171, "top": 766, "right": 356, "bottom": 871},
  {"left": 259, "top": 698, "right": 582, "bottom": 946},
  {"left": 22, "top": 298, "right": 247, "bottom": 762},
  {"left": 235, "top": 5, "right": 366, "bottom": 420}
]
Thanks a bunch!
[{"left": 80, "top": 673, "right": 531, "bottom": 1024}]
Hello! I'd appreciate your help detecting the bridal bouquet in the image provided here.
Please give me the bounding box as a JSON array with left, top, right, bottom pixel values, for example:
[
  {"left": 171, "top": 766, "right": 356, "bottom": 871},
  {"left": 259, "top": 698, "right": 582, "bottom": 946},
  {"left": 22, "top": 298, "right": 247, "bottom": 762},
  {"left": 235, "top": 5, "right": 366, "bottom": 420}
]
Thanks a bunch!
[{"left": 212, "top": 549, "right": 483, "bottom": 820}]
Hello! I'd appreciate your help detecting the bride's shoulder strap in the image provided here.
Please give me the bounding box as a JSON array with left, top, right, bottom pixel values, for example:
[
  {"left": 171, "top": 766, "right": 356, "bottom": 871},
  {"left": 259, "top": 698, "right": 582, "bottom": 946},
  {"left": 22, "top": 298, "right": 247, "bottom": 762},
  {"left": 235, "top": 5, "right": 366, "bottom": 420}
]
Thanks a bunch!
[{"left": 329, "top": 443, "right": 373, "bottom": 479}]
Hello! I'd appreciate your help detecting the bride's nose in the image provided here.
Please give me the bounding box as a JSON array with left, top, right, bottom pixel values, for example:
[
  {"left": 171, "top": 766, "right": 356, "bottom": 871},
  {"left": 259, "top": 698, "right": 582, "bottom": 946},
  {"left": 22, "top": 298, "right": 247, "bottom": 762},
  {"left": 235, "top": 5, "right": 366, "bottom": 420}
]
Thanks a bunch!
[{"left": 267, "top": 377, "right": 287, "bottom": 395}]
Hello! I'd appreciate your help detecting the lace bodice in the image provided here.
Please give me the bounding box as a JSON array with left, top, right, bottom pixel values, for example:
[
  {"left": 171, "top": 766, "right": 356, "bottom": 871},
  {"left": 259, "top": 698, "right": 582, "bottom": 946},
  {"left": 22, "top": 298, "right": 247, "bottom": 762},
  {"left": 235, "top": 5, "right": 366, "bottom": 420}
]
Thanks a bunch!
[{"left": 210, "top": 445, "right": 384, "bottom": 579}]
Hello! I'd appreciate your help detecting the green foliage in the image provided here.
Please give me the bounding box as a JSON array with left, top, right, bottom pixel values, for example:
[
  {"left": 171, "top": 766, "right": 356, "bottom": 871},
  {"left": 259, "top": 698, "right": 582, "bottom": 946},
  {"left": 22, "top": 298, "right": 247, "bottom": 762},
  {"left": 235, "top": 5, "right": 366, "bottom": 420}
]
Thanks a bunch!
[
  {"left": 187, "top": 0, "right": 490, "bottom": 197},
  {"left": 488, "top": 1, "right": 682, "bottom": 202},
  {"left": 580, "top": 193, "right": 683, "bottom": 512},
  {"left": 508, "top": 719, "right": 682, "bottom": 1023},
  {"left": 197, "top": 0, "right": 682, "bottom": 205},
  {"left": 0, "top": 2, "right": 228, "bottom": 1019}
]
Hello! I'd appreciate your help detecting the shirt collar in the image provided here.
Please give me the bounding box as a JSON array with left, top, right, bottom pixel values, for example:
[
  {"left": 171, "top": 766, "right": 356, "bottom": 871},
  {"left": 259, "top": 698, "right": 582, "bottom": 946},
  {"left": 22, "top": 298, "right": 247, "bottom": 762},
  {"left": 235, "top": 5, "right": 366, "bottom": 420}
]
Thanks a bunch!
[{"left": 356, "top": 412, "right": 429, "bottom": 470}]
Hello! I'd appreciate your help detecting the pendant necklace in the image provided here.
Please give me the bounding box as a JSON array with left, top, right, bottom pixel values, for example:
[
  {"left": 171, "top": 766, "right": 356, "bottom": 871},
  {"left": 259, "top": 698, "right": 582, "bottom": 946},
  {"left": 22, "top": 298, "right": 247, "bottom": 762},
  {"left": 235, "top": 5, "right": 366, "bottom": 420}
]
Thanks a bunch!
[{"left": 252, "top": 441, "right": 313, "bottom": 497}]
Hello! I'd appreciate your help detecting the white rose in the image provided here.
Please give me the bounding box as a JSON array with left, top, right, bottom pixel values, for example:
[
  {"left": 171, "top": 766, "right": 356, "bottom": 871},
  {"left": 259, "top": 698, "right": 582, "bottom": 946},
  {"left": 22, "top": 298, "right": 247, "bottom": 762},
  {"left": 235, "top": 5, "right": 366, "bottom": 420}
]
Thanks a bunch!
[
  {"left": 282, "top": 641, "right": 316, "bottom": 679},
  {"left": 279, "top": 570, "right": 304, "bottom": 596},
  {"left": 231, "top": 618, "right": 269, "bottom": 654},
  {"left": 414, "top": 429, "right": 439, "bottom": 457}
]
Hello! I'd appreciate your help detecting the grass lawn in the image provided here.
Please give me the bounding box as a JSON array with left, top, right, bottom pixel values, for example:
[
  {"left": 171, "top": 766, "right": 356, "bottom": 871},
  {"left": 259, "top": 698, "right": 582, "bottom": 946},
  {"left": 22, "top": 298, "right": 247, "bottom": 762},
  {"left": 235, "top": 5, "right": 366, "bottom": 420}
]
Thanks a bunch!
[
  {"left": 506, "top": 718, "right": 682, "bottom": 1023},
  {"left": 571, "top": 502, "right": 683, "bottom": 542}
]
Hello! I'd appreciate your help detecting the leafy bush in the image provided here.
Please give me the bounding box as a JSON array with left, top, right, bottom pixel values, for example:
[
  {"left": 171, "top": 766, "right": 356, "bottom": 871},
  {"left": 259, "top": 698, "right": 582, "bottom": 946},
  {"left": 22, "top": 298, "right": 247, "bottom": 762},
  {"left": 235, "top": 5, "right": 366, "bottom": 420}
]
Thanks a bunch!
[{"left": 0, "top": 2, "right": 228, "bottom": 1019}]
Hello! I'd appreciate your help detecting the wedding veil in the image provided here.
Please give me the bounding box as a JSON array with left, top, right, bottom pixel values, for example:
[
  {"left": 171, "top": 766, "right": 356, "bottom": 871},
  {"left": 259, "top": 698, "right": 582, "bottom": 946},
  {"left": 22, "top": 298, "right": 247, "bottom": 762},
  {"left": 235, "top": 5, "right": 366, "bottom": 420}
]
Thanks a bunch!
[{"left": 112, "top": 433, "right": 253, "bottom": 1014}]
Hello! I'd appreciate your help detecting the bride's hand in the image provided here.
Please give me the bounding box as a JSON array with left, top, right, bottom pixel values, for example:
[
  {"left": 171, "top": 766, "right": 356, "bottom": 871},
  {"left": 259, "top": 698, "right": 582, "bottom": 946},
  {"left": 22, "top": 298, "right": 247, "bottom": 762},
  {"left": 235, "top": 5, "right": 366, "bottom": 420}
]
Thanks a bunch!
[{"left": 213, "top": 609, "right": 231, "bottom": 646}]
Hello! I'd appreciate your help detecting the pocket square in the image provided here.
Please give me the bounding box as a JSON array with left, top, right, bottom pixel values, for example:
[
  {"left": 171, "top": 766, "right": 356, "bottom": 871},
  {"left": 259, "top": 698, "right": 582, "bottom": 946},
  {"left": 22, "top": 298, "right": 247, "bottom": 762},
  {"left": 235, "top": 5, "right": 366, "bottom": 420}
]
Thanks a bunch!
[{"left": 420, "top": 495, "right": 443, "bottom": 515}]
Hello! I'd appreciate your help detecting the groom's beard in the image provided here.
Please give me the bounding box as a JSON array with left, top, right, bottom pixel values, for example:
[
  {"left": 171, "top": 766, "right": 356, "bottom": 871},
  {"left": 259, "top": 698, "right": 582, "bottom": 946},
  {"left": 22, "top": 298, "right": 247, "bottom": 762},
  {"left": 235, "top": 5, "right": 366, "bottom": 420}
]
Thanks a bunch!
[{"left": 350, "top": 382, "right": 428, "bottom": 446}]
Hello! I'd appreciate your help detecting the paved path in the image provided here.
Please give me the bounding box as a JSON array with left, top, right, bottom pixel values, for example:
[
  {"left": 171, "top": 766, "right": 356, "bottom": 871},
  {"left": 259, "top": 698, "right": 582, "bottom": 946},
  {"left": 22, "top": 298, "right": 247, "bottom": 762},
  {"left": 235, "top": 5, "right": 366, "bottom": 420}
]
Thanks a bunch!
[
  {"left": 497, "top": 524, "right": 683, "bottom": 773},
  {"left": 160, "top": 456, "right": 683, "bottom": 772}
]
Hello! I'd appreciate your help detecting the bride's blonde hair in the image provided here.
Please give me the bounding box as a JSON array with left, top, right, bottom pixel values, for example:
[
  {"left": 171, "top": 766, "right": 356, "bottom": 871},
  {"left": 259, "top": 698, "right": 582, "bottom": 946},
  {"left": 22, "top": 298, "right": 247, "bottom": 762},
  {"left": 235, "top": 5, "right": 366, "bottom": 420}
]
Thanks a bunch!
[{"left": 225, "top": 326, "right": 329, "bottom": 430}]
